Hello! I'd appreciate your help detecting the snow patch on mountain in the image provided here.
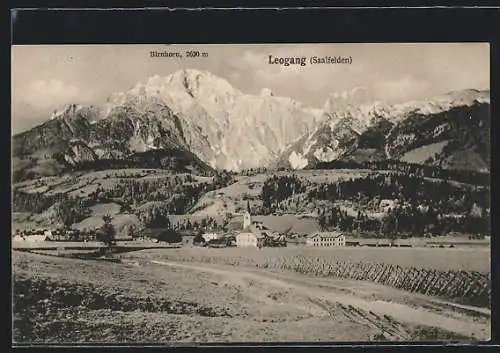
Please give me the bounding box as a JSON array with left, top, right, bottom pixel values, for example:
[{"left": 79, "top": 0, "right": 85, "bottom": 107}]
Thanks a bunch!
[
  {"left": 288, "top": 151, "right": 309, "bottom": 169},
  {"left": 313, "top": 147, "right": 339, "bottom": 162}
]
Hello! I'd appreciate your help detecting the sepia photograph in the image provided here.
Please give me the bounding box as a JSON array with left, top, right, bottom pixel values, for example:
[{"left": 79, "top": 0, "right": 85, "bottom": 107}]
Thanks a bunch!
[{"left": 11, "top": 43, "right": 491, "bottom": 344}]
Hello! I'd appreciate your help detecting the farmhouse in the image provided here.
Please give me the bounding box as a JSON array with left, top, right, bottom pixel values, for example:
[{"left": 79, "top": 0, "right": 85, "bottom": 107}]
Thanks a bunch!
[
  {"left": 182, "top": 235, "right": 194, "bottom": 246},
  {"left": 306, "top": 231, "right": 346, "bottom": 247},
  {"left": 379, "top": 199, "right": 397, "bottom": 212},
  {"left": 202, "top": 232, "right": 223, "bottom": 242}
]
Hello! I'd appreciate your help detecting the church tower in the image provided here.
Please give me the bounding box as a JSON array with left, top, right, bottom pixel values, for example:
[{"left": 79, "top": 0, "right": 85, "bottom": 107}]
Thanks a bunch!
[{"left": 243, "top": 201, "right": 252, "bottom": 230}]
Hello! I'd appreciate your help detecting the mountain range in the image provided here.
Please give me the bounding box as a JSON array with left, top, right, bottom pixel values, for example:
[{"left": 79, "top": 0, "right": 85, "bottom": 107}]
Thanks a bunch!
[
  {"left": 281, "top": 88, "right": 490, "bottom": 171},
  {"left": 12, "top": 69, "right": 490, "bottom": 181}
]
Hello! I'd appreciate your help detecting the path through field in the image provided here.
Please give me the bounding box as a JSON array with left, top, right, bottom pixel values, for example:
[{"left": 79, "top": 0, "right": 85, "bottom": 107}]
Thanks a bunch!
[{"left": 149, "top": 260, "right": 491, "bottom": 341}]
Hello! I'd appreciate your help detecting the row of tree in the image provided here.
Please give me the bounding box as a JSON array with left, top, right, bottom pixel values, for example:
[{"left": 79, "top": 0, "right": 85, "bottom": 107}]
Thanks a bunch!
[
  {"left": 12, "top": 189, "right": 64, "bottom": 214},
  {"left": 308, "top": 173, "right": 489, "bottom": 214},
  {"left": 60, "top": 149, "right": 215, "bottom": 177},
  {"left": 261, "top": 174, "right": 307, "bottom": 212},
  {"left": 317, "top": 205, "right": 490, "bottom": 237},
  {"left": 313, "top": 159, "right": 490, "bottom": 186}
]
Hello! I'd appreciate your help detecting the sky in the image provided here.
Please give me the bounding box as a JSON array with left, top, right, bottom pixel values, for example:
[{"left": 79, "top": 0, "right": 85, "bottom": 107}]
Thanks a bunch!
[{"left": 11, "top": 43, "right": 489, "bottom": 134}]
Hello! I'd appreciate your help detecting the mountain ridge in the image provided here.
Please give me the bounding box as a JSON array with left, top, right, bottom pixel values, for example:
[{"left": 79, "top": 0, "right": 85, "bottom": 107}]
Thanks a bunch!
[
  {"left": 280, "top": 88, "right": 490, "bottom": 172},
  {"left": 12, "top": 69, "right": 490, "bottom": 179}
]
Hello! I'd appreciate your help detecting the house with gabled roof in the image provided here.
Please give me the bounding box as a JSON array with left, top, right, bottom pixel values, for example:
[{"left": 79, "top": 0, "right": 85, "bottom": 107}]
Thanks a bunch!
[{"left": 202, "top": 232, "right": 223, "bottom": 242}]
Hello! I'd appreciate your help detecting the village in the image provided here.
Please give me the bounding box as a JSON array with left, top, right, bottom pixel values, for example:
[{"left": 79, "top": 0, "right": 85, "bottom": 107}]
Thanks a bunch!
[
  {"left": 12, "top": 199, "right": 489, "bottom": 251},
  {"left": 12, "top": 206, "right": 347, "bottom": 249}
]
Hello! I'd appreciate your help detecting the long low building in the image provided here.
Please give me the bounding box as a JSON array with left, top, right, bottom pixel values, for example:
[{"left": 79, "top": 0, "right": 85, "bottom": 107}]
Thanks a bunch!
[{"left": 306, "top": 231, "right": 346, "bottom": 247}]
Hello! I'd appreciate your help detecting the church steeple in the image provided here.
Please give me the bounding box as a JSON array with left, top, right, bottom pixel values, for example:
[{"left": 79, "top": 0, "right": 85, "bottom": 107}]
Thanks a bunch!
[{"left": 243, "top": 201, "right": 252, "bottom": 230}]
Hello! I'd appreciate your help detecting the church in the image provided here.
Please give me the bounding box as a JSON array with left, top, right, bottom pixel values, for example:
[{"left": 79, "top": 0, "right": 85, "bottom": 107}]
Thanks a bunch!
[{"left": 235, "top": 203, "right": 266, "bottom": 248}]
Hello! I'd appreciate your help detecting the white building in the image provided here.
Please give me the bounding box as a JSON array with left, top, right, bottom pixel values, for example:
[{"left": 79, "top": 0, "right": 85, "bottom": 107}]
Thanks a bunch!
[
  {"left": 379, "top": 199, "right": 397, "bottom": 212},
  {"left": 235, "top": 211, "right": 266, "bottom": 247},
  {"left": 306, "top": 232, "right": 346, "bottom": 247},
  {"left": 470, "top": 203, "right": 484, "bottom": 218},
  {"left": 202, "top": 232, "right": 223, "bottom": 242},
  {"left": 236, "top": 231, "right": 265, "bottom": 247},
  {"left": 417, "top": 204, "right": 430, "bottom": 213}
]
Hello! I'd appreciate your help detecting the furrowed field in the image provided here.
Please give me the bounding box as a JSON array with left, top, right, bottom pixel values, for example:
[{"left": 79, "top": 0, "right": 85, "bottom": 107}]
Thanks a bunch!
[
  {"left": 125, "top": 246, "right": 490, "bottom": 273},
  {"left": 123, "top": 246, "right": 491, "bottom": 308}
]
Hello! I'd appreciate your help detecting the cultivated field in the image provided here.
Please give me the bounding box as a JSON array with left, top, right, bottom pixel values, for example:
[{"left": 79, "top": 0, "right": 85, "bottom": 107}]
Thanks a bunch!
[
  {"left": 123, "top": 247, "right": 491, "bottom": 307},
  {"left": 12, "top": 245, "right": 491, "bottom": 344},
  {"left": 401, "top": 141, "right": 450, "bottom": 164},
  {"left": 129, "top": 246, "right": 491, "bottom": 273}
]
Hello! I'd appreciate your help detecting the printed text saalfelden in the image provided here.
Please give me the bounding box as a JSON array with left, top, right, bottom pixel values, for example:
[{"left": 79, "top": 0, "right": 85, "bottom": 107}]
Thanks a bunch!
[{"left": 268, "top": 55, "right": 352, "bottom": 66}]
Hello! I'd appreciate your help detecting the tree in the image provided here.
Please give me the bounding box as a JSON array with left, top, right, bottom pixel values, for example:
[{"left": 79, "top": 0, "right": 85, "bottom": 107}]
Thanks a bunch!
[
  {"left": 54, "top": 195, "right": 87, "bottom": 229},
  {"left": 318, "top": 214, "right": 327, "bottom": 231},
  {"left": 193, "top": 231, "right": 206, "bottom": 246},
  {"left": 98, "top": 215, "right": 116, "bottom": 248},
  {"left": 127, "top": 225, "right": 135, "bottom": 239},
  {"left": 146, "top": 208, "right": 171, "bottom": 229},
  {"left": 157, "top": 228, "right": 182, "bottom": 243},
  {"left": 381, "top": 213, "right": 398, "bottom": 245}
]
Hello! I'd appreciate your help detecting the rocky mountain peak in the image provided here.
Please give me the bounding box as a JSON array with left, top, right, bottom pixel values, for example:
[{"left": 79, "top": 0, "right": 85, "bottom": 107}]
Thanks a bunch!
[
  {"left": 162, "top": 68, "right": 242, "bottom": 98},
  {"left": 100, "top": 70, "right": 326, "bottom": 171}
]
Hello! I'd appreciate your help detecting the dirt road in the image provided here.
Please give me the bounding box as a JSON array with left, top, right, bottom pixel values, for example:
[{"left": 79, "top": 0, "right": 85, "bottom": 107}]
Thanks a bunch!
[{"left": 149, "top": 260, "right": 490, "bottom": 341}]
